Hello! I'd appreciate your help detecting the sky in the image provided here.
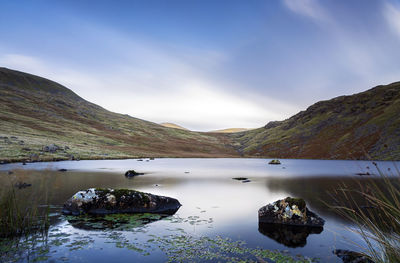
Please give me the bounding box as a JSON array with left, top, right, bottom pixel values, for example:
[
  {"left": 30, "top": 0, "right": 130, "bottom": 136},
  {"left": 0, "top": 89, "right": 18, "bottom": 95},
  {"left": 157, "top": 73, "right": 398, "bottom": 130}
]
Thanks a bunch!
[{"left": 1, "top": 0, "right": 400, "bottom": 131}]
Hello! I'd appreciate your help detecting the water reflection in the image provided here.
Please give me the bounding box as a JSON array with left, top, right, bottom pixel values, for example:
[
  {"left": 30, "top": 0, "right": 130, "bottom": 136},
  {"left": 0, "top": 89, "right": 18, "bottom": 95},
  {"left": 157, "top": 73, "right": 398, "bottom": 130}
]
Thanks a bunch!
[
  {"left": 66, "top": 213, "right": 171, "bottom": 231},
  {"left": 258, "top": 222, "right": 323, "bottom": 248}
]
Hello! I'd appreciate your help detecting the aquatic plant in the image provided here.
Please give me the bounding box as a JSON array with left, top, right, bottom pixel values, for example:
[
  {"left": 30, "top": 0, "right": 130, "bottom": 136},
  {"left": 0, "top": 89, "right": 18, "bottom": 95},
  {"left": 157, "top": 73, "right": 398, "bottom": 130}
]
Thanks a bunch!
[{"left": 331, "top": 162, "right": 400, "bottom": 262}]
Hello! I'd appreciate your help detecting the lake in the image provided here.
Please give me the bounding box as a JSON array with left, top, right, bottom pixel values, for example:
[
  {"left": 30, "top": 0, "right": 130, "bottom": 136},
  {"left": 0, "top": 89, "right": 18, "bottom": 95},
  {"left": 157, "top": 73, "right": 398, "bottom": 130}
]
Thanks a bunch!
[{"left": 0, "top": 158, "right": 399, "bottom": 262}]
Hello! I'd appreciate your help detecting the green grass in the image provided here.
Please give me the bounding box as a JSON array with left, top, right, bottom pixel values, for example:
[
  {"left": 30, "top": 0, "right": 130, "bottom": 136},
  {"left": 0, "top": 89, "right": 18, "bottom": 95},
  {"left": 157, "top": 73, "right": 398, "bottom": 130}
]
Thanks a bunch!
[{"left": 331, "top": 163, "right": 400, "bottom": 262}]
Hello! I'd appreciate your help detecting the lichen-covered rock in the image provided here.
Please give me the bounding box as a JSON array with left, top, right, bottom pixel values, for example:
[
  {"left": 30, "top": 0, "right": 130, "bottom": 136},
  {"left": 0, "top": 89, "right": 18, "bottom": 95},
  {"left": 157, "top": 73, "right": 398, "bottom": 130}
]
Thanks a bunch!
[
  {"left": 268, "top": 159, "right": 281, "bottom": 165},
  {"left": 258, "top": 197, "right": 324, "bottom": 227},
  {"left": 62, "top": 188, "right": 181, "bottom": 216}
]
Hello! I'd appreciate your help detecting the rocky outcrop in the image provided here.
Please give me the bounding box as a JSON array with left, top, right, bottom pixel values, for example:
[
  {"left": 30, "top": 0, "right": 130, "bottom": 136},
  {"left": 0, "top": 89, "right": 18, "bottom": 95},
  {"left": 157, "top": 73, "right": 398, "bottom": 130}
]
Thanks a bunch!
[
  {"left": 62, "top": 188, "right": 181, "bottom": 216},
  {"left": 258, "top": 197, "right": 325, "bottom": 227}
]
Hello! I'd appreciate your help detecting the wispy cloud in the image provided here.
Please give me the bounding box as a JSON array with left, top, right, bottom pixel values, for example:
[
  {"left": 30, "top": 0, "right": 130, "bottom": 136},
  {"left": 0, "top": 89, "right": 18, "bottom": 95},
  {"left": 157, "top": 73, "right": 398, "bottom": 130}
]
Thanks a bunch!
[
  {"left": 282, "top": 0, "right": 329, "bottom": 22},
  {"left": 383, "top": 1, "right": 400, "bottom": 39},
  {"left": 0, "top": 50, "right": 294, "bottom": 131}
]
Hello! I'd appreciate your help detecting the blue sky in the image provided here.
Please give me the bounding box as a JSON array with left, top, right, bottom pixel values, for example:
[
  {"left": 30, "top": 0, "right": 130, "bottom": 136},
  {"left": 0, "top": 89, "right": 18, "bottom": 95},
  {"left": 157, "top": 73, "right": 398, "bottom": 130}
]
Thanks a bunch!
[{"left": 1, "top": 0, "right": 400, "bottom": 131}]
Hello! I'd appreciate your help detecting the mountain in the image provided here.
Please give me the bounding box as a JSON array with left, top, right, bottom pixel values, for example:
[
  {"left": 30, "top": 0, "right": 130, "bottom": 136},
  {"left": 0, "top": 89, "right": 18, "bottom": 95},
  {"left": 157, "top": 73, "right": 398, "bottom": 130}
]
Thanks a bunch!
[
  {"left": 0, "top": 67, "right": 238, "bottom": 162},
  {"left": 159, "top": 123, "right": 189, "bottom": 130},
  {"left": 211, "top": 128, "right": 250, "bottom": 133},
  {"left": 1, "top": 67, "right": 399, "bottom": 162},
  {"left": 232, "top": 82, "right": 400, "bottom": 160}
]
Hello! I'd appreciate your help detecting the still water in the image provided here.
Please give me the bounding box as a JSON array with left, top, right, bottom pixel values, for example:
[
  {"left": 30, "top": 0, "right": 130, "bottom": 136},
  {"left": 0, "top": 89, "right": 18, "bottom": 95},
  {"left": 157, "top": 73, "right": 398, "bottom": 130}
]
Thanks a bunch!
[{"left": 0, "top": 158, "right": 399, "bottom": 262}]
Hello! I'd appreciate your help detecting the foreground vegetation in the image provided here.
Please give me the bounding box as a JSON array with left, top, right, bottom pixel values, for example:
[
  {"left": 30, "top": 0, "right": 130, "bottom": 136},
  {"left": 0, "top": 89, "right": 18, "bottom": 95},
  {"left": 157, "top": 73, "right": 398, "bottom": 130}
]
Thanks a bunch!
[{"left": 331, "top": 163, "right": 400, "bottom": 262}]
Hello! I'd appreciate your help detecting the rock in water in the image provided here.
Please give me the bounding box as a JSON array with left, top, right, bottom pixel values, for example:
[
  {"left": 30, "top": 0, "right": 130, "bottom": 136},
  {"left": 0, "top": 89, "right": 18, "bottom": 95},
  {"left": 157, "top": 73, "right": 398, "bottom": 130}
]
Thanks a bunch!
[
  {"left": 125, "top": 170, "right": 144, "bottom": 177},
  {"left": 333, "top": 249, "right": 374, "bottom": 263},
  {"left": 62, "top": 188, "right": 181, "bottom": 216},
  {"left": 268, "top": 159, "right": 281, "bottom": 165},
  {"left": 258, "top": 197, "right": 324, "bottom": 227}
]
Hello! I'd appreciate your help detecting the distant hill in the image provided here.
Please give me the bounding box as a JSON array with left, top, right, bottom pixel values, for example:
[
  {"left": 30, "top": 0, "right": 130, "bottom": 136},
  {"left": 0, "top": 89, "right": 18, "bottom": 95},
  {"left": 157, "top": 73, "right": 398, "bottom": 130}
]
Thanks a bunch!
[
  {"left": 159, "top": 123, "right": 189, "bottom": 130},
  {"left": 1, "top": 67, "right": 399, "bottom": 162},
  {"left": 211, "top": 128, "right": 250, "bottom": 133},
  {"left": 232, "top": 82, "right": 400, "bottom": 160},
  {"left": 0, "top": 67, "right": 238, "bottom": 162}
]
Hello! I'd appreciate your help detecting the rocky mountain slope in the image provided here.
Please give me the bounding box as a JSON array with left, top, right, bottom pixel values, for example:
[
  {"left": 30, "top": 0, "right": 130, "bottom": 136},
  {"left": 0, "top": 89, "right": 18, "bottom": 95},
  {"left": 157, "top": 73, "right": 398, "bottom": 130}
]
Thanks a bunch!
[
  {"left": 0, "top": 67, "right": 238, "bottom": 162},
  {"left": 232, "top": 82, "right": 400, "bottom": 160}
]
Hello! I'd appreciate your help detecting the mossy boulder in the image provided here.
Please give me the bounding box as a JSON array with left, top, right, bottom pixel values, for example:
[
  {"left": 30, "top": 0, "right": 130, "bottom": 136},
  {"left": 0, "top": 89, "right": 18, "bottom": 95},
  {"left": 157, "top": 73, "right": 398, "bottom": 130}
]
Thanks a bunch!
[
  {"left": 258, "top": 197, "right": 324, "bottom": 227},
  {"left": 268, "top": 159, "right": 281, "bottom": 165},
  {"left": 62, "top": 188, "right": 181, "bottom": 216}
]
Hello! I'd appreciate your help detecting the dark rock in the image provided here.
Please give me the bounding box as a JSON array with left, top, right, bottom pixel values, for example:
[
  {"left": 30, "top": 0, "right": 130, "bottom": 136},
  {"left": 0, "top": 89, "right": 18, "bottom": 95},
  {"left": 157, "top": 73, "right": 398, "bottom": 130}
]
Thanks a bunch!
[
  {"left": 184, "top": 171, "right": 190, "bottom": 174},
  {"left": 149, "top": 157, "right": 155, "bottom": 160},
  {"left": 242, "top": 179, "right": 251, "bottom": 183},
  {"left": 333, "top": 249, "right": 374, "bottom": 263},
  {"left": 59, "top": 169, "right": 68, "bottom": 172},
  {"left": 355, "top": 172, "right": 370, "bottom": 176},
  {"left": 22, "top": 162, "right": 26, "bottom": 165},
  {"left": 137, "top": 159, "right": 143, "bottom": 161},
  {"left": 258, "top": 222, "right": 323, "bottom": 248},
  {"left": 22, "top": 148, "right": 31, "bottom": 151},
  {"left": 43, "top": 144, "right": 60, "bottom": 153},
  {"left": 62, "top": 188, "right": 181, "bottom": 216},
  {"left": 258, "top": 197, "right": 325, "bottom": 227},
  {"left": 232, "top": 177, "right": 248, "bottom": 181},
  {"left": 14, "top": 182, "right": 32, "bottom": 189},
  {"left": 268, "top": 159, "right": 281, "bottom": 165},
  {"left": 125, "top": 170, "right": 144, "bottom": 177},
  {"left": 65, "top": 146, "right": 70, "bottom": 150},
  {"left": 7, "top": 171, "right": 13, "bottom": 175}
]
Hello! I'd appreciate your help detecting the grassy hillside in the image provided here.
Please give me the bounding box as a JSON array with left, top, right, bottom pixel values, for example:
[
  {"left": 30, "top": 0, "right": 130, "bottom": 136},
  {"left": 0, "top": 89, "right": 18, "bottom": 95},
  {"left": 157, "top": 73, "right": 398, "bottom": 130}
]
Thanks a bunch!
[
  {"left": 0, "top": 67, "right": 239, "bottom": 162},
  {"left": 232, "top": 82, "right": 400, "bottom": 160},
  {"left": 211, "top": 128, "right": 250, "bottom": 133},
  {"left": 159, "top": 123, "right": 189, "bottom": 130}
]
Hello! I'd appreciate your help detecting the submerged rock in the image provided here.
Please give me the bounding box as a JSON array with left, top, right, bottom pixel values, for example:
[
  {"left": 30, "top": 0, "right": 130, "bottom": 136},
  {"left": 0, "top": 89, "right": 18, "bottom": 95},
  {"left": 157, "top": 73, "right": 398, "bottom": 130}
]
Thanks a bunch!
[
  {"left": 333, "top": 249, "right": 374, "bottom": 263},
  {"left": 62, "top": 188, "right": 181, "bottom": 216},
  {"left": 258, "top": 197, "right": 325, "bottom": 227},
  {"left": 125, "top": 170, "right": 144, "bottom": 177},
  {"left": 268, "top": 159, "right": 281, "bottom": 165}
]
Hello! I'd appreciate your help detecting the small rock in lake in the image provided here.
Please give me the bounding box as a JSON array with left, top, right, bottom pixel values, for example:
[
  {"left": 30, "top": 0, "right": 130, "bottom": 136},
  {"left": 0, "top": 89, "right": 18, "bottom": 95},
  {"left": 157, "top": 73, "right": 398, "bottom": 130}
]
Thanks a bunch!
[
  {"left": 242, "top": 179, "right": 251, "bottom": 183},
  {"left": 258, "top": 197, "right": 325, "bottom": 227},
  {"left": 59, "top": 169, "right": 68, "bottom": 172},
  {"left": 62, "top": 188, "right": 181, "bottom": 215},
  {"left": 14, "top": 182, "right": 32, "bottom": 189},
  {"left": 125, "top": 170, "right": 144, "bottom": 177},
  {"left": 232, "top": 177, "right": 248, "bottom": 181},
  {"left": 268, "top": 159, "right": 281, "bottom": 165},
  {"left": 355, "top": 172, "right": 370, "bottom": 176},
  {"left": 333, "top": 249, "right": 374, "bottom": 263},
  {"left": 184, "top": 171, "right": 190, "bottom": 174},
  {"left": 137, "top": 159, "right": 143, "bottom": 161}
]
